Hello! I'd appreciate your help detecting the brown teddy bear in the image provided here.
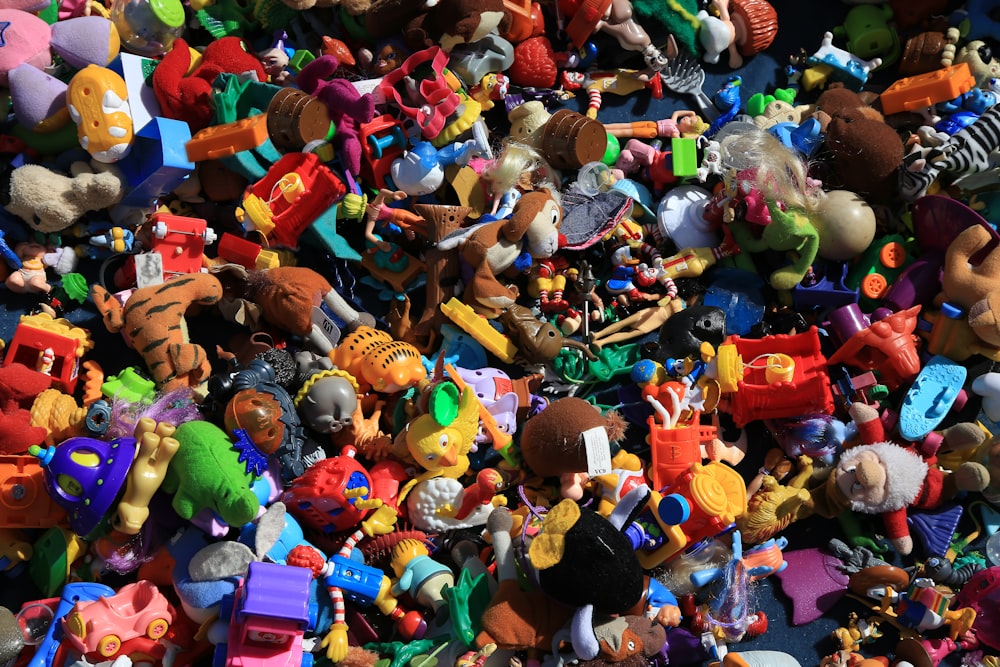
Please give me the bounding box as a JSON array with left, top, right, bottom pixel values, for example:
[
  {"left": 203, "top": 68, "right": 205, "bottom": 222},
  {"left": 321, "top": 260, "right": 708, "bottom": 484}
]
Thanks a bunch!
[
  {"left": 814, "top": 87, "right": 904, "bottom": 204},
  {"left": 941, "top": 224, "right": 1000, "bottom": 348}
]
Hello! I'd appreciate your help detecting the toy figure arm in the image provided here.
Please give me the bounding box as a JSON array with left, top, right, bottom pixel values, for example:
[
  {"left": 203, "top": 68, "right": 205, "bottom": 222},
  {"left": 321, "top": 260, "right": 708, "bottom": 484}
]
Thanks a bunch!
[{"left": 322, "top": 623, "right": 350, "bottom": 663}]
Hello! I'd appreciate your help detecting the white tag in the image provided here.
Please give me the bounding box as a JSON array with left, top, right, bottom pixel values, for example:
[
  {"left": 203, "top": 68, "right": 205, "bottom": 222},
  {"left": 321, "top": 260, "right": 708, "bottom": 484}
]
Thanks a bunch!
[
  {"left": 135, "top": 253, "right": 164, "bottom": 288},
  {"left": 583, "top": 426, "right": 612, "bottom": 477},
  {"left": 311, "top": 306, "right": 342, "bottom": 348},
  {"left": 352, "top": 77, "right": 385, "bottom": 105}
]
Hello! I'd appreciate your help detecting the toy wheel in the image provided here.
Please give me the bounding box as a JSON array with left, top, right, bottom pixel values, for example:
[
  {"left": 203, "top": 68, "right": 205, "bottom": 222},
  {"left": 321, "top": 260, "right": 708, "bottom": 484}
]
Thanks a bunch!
[
  {"left": 153, "top": 221, "right": 169, "bottom": 239},
  {"left": 203, "top": 227, "right": 218, "bottom": 245},
  {"left": 98, "top": 634, "right": 122, "bottom": 657},
  {"left": 301, "top": 651, "right": 314, "bottom": 667},
  {"left": 146, "top": 617, "right": 170, "bottom": 639}
]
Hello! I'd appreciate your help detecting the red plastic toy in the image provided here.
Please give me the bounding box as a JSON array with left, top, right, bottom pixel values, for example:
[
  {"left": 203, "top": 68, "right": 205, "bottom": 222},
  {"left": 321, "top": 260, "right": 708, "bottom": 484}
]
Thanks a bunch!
[
  {"left": 2, "top": 313, "right": 95, "bottom": 394},
  {"left": 717, "top": 327, "right": 835, "bottom": 427},
  {"left": 241, "top": 152, "right": 347, "bottom": 249},
  {"left": 826, "top": 306, "right": 923, "bottom": 392},
  {"left": 146, "top": 213, "right": 218, "bottom": 280}
]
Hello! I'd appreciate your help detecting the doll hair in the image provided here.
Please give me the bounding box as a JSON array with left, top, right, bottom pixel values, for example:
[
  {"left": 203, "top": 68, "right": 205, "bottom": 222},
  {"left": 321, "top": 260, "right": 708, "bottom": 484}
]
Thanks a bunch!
[
  {"left": 480, "top": 140, "right": 561, "bottom": 203},
  {"left": 106, "top": 388, "right": 203, "bottom": 439},
  {"left": 765, "top": 413, "right": 849, "bottom": 465},
  {"left": 719, "top": 128, "right": 822, "bottom": 213}
]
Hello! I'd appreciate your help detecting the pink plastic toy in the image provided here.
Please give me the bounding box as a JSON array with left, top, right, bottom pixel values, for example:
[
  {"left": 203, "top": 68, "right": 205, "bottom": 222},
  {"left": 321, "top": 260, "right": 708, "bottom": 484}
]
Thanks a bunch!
[{"left": 62, "top": 579, "right": 174, "bottom": 660}]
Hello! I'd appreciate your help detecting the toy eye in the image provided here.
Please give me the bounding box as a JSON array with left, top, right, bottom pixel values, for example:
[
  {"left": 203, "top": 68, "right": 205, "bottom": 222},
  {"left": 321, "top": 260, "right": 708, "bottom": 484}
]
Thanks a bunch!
[
  {"left": 627, "top": 641, "right": 635, "bottom": 652},
  {"left": 426, "top": 454, "right": 436, "bottom": 461},
  {"left": 550, "top": 208, "right": 559, "bottom": 226},
  {"left": 979, "top": 45, "right": 992, "bottom": 62},
  {"left": 439, "top": 434, "right": 448, "bottom": 449}
]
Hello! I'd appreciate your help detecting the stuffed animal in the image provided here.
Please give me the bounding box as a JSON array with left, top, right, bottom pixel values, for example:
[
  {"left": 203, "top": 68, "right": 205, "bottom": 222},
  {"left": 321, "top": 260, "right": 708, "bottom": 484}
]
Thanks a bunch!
[
  {"left": 809, "top": 403, "right": 990, "bottom": 555},
  {"left": 296, "top": 56, "right": 375, "bottom": 178},
  {"left": 364, "top": 0, "right": 511, "bottom": 53},
  {"left": 519, "top": 397, "right": 627, "bottom": 500},
  {"left": 91, "top": 273, "right": 223, "bottom": 393},
  {"left": 152, "top": 37, "right": 266, "bottom": 132},
  {"left": 478, "top": 500, "right": 665, "bottom": 665},
  {"left": 815, "top": 88, "right": 903, "bottom": 204},
  {"left": 941, "top": 224, "right": 1000, "bottom": 348},
  {"left": 162, "top": 421, "right": 260, "bottom": 527},
  {"left": 1, "top": 161, "right": 128, "bottom": 238},
  {"left": 211, "top": 265, "right": 375, "bottom": 354},
  {"left": 0, "top": 364, "right": 50, "bottom": 454},
  {"left": 438, "top": 189, "right": 563, "bottom": 316}
]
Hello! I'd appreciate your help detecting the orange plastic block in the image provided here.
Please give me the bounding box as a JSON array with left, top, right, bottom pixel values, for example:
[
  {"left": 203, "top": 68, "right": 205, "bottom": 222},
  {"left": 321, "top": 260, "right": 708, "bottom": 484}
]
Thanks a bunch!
[
  {"left": 880, "top": 63, "right": 976, "bottom": 115},
  {"left": 185, "top": 114, "right": 269, "bottom": 162},
  {"left": 502, "top": 0, "right": 542, "bottom": 42}
]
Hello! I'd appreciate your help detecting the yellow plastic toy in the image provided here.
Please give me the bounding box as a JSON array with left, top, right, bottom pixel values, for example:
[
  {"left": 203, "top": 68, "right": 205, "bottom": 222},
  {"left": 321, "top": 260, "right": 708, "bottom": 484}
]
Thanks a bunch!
[
  {"left": 67, "top": 65, "right": 134, "bottom": 164},
  {"left": 114, "top": 418, "right": 180, "bottom": 535}
]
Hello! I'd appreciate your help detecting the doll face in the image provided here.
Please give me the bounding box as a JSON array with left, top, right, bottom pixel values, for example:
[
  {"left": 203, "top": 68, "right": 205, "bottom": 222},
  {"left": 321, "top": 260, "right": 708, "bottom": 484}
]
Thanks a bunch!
[
  {"left": 836, "top": 450, "right": 887, "bottom": 507},
  {"left": 372, "top": 44, "right": 404, "bottom": 76}
]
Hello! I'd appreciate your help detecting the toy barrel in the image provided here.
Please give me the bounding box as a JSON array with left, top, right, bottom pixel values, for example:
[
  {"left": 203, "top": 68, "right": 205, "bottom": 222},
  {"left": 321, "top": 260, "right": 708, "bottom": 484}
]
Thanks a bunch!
[
  {"left": 764, "top": 353, "right": 795, "bottom": 384},
  {"left": 540, "top": 109, "right": 608, "bottom": 171},
  {"left": 266, "top": 88, "right": 333, "bottom": 152}
]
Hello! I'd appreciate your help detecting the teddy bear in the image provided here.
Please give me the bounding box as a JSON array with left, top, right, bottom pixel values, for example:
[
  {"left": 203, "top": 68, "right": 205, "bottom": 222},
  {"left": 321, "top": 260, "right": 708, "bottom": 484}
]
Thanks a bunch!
[
  {"left": 809, "top": 402, "right": 990, "bottom": 555},
  {"left": 941, "top": 223, "right": 1000, "bottom": 348},
  {"left": 1, "top": 161, "right": 128, "bottom": 239},
  {"left": 814, "top": 87, "right": 904, "bottom": 204}
]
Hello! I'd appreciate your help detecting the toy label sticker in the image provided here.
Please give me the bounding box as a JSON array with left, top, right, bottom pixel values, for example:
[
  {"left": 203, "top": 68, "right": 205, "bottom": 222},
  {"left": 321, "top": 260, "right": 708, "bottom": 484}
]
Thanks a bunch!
[
  {"left": 135, "top": 253, "right": 164, "bottom": 288},
  {"left": 583, "top": 426, "right": 612, "bottom": 477},
  {"left": 312, "top": 306, "right": 342, "bottom": 348}
]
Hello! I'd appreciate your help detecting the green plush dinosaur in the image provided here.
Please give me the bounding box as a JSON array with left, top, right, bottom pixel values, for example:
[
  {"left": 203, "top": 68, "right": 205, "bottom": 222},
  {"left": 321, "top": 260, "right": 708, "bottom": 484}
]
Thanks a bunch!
[{"left": 162, "top": 421, "right": 260, "bottom": 527}]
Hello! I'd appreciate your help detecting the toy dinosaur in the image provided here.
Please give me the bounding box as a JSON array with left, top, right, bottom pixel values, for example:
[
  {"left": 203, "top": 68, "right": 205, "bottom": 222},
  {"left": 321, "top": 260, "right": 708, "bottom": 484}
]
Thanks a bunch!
[{"left": 161, "top": 420, "right": 260, "bottom": 527}]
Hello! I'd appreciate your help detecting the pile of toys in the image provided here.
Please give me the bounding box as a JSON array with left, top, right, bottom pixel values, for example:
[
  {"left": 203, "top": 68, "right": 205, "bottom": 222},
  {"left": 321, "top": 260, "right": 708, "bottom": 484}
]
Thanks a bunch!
[{"left": 3, "top": 0, "right": 1000, "bottom": 666}]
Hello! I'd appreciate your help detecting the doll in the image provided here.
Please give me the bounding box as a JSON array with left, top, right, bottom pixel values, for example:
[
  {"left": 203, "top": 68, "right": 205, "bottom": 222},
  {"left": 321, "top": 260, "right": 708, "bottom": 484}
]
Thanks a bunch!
[{"left": 809, "top": 403, "right": 990, "bottom": 555}]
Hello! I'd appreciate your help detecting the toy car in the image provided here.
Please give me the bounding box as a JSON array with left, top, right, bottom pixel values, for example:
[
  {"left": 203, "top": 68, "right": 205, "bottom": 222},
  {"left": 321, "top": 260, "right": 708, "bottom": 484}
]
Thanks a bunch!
[
  {"left": 215, "top": 561, "right": 317, "bottom": 667},
  {"left": 62, "top": 580, "right": 174, "bottom": 659}
]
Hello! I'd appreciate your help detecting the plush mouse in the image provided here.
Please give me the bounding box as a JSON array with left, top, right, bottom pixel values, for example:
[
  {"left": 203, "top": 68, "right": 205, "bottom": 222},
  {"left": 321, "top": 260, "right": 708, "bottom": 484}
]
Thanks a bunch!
[
  {"left": 152, "top": 37, "right": 266, "bottom": 132},
  {"left": 519, "top": 397, "right": 627, "bottom": 500},
  {"left": 941, "top": 224, "right": 1000, "bottom": 348},
  {"left": 1, "top": 161, "right": 128, "bottom": 238},
  {"left": 809, "top": 403, "right": 990, "bottom": 555}
]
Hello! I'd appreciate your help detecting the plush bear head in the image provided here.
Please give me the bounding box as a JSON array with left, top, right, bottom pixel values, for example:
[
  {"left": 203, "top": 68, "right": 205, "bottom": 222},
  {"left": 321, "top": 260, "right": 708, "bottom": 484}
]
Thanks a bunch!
[{"left": 1, "top": 161, "right": 127, "bottom": 234}]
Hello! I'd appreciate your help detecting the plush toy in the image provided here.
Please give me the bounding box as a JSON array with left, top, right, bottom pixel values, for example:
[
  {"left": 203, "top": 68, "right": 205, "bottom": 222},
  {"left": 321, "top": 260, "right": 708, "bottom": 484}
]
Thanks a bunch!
[
  {"left": 162, "top": 421, "right": 260, "bottom": 527},
  {"left": 814, "top": 87, "right": 903, "bottom": 204},
  {"left": 519, "top": 397, "right": 627, "bottom": 500},
  {"left": 211, "top": 265, "right": 375, "bottom": 354},
  {"left": 809, "top": 403, "right": 990, "bottom": 555},
  {"left": 91, "top": 273, "right": 223, "bottom": 394},
  {"left": 477, "top": 500, "right": 665, "bottom": 665},
  {"left": 0, "top": 9, "right": 52, "bottom": 86},
  {"left": 0, "top": 364, "right": 50, "bottom": 454},
  {"left": 1, "top": 161, "right": 128, "bottom": 238},
  {"left": 296, "top": 56, "right": 375, "bottom": 178},
  {"left": 941, "top": 224, "right": 1000, "bottom": 348},
  {"left": 438, "top": 189, "right": 563, "bottom": 316},
  {"left": 364, "top": 0, "right": 510, "bottom": 53},
  {"left": 152, "top": 37, "right": 266, "bottom": 132}
]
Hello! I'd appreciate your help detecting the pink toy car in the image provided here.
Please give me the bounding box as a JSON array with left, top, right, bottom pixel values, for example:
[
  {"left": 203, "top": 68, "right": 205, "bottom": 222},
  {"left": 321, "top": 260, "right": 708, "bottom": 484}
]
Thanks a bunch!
[{"left": 62, "top": 580, "right": 174, "bottom": 659}]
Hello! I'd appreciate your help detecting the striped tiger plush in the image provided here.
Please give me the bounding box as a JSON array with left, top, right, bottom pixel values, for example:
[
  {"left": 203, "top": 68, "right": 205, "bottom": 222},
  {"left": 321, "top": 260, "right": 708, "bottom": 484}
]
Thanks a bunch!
[
  {"left": 91, "top": 273, "right": 223, "bottom": 393},
  {"left": 901, "top": 104, "right": 1000, "bottom": 201}
]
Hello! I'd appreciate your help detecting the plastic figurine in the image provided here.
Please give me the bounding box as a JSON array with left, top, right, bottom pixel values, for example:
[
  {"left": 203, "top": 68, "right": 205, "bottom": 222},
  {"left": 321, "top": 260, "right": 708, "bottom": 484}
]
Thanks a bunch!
[
  {"left": 390, "top": 140, "right": 481, "bottom": 197},
  {"left": 4, "top": 242, "right": 73, "bottom": 294},
  {"left": 389, "top": 538, "right": 455, "bottom": 613},
  {"left": 557, "top": 0, "right": 671, "bottom": 71},
  {"left": 287, "top": 534, "right": 425, "bottom": 663},
  {"left": 697, "top": 0, "right": 778, "bottom": 69},
  {"left": 257, "top": 32, "right": 295, "bottom": 85}
]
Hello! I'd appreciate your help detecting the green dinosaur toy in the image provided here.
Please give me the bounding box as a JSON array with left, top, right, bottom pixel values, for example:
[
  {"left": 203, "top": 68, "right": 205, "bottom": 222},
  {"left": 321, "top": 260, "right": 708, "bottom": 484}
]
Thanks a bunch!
[
  {"left": 729, "top": 201, "right": 820, "bottom": 291},
  {"left": 162, "top": 421, "right": 260, "bottom": 526}
]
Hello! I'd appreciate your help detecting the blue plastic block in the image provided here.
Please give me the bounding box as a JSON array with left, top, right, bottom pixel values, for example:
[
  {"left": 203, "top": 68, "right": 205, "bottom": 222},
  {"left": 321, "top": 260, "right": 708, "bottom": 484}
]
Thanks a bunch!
[{"left": 120, "top": 117, "right": 195, "bottom": 207}]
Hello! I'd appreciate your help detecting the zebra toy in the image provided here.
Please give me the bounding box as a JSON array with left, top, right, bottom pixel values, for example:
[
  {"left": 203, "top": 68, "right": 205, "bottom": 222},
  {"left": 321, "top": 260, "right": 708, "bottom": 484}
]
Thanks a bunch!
[{"left": 901, "top": 103, "right": 1000, "bottom": 201}]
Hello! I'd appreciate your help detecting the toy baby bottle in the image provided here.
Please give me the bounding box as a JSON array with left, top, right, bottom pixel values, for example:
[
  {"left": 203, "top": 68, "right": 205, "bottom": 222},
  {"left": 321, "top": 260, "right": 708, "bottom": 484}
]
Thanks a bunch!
[{"left": 110, "top": 0, "right": 184, "bottom": 57}]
